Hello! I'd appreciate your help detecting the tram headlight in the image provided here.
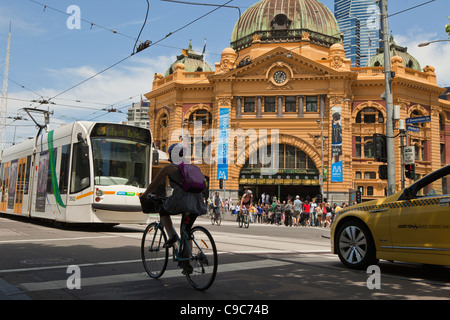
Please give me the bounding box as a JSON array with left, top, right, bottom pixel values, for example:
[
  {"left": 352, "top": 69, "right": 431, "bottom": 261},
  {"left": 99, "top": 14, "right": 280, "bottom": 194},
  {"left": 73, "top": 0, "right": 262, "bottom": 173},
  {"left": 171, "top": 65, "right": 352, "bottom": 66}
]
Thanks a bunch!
[{"left": 95, "top": 188, "right": 104, "bottom": 196}]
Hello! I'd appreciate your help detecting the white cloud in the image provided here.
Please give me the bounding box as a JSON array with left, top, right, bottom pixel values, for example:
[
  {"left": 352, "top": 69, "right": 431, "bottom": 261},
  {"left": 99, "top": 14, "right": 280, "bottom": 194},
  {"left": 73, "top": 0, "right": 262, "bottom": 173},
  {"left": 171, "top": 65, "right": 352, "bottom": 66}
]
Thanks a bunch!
[
  {"left": 3, "top": 54, "right": 174, "bottom": 146},
  {"left": 394, "top": 32, "right": 450, "bottom": 87}
]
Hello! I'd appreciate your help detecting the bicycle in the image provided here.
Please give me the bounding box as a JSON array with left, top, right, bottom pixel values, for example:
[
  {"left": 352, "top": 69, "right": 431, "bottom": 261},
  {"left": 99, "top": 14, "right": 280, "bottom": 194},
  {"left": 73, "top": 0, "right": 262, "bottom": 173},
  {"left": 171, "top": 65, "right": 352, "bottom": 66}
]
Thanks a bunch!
[
  {"left": 237, "top": 207, "right": 250, "bottom": 228},
  {"left": 210, "top": 207, "right": 222, "bottom": 226},
  {"left": 140, "top": 195, "right": 218, "bottom": 291}
]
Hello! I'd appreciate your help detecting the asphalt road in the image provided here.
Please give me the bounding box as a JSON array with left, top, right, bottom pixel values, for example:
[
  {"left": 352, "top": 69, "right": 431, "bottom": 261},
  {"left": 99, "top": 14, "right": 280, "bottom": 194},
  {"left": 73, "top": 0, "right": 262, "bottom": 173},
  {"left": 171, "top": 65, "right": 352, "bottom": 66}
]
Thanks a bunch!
[{"left": 0, "top": 212, "right": 449, "bottom": 302}]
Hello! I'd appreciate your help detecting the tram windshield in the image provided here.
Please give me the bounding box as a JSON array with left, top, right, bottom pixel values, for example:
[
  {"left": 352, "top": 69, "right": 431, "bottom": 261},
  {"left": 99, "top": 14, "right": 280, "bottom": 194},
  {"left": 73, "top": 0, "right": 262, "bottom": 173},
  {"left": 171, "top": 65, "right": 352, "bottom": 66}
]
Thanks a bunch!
[{"left": 91, "top": 138, "right": 150, "bottom": 188}]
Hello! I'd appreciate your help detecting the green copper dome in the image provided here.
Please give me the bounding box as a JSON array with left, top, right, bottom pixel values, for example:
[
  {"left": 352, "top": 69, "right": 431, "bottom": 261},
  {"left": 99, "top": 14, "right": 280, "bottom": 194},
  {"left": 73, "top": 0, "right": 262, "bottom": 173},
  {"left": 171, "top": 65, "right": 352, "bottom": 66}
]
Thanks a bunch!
[
  {"left": 165, "top": 41, "right": 212, "bottom": 77},
  {"left": 367, "top": 33, "right": 421, "bottom": 72},
  {"left": 230, "top": 0, "right": 341, "bottom": 51}
]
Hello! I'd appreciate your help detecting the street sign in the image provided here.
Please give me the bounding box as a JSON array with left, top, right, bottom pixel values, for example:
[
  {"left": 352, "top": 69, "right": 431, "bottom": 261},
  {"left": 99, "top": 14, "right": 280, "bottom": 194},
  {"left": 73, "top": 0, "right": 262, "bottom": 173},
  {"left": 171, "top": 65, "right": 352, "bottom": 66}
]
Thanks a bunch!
[
  {"left": 406, "top": 125, "right": 420, "bottom": 133},
  {"left": 405, "top": 116, "right": 430, "bottom": 124},
  {"left": 404, "top": 146, "right": 415, "bottom": 165}
]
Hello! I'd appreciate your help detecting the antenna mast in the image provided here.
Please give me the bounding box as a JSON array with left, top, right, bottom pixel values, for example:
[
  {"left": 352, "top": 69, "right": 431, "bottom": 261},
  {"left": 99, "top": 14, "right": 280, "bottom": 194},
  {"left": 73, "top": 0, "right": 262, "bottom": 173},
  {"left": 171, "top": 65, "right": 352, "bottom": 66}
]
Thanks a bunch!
[{"left": 0, "top": 23, "right": 11, "bottom": 151}]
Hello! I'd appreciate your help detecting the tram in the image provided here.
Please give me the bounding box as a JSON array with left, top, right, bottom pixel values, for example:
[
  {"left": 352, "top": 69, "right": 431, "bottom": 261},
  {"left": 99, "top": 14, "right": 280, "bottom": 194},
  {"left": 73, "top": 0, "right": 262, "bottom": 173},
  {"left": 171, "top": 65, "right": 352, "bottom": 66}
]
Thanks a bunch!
[{"left": 0, "top": 122, "right": 153, "bottom": 224}]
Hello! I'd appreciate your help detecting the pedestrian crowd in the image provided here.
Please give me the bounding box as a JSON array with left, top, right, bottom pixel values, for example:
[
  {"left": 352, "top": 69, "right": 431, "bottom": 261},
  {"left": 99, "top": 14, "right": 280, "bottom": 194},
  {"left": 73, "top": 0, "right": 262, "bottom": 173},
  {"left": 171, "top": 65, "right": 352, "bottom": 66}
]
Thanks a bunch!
[{"left": 207, "top": 192, "right": 350, "bottom": 228}]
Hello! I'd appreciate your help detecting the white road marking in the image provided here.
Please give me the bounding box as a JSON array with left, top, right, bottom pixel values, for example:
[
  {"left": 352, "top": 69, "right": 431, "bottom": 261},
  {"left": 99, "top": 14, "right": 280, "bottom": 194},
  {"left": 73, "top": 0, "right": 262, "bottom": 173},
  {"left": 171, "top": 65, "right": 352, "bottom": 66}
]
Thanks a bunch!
[
  {"left": 18, "top": 259, "right": 293, "bottom": 292},
  {"left": 0, "top": 235, "right": 119, "bottom": 244}
]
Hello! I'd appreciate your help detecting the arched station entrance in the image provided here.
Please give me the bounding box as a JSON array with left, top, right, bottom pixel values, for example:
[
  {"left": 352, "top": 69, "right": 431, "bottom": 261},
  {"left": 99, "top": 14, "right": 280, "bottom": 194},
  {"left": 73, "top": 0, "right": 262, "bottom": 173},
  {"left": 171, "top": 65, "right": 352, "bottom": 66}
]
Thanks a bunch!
[{"left": 239, "top": 144, "right": 321, "bottom": 202}]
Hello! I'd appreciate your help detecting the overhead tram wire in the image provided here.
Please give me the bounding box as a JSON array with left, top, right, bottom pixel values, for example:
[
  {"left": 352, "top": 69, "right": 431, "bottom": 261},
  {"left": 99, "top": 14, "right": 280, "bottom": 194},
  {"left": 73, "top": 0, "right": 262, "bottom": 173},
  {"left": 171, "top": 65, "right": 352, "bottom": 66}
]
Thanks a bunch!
[
  {"left": 29, "top": 0, "right": 138, "bottom": 42},
  {"left": 29, "top": 0, "right": 222, "bottom": 57},
  {"left": 29, "top": 0, "right": 235, "bottom": 111},
  {"left": 133, "top": 0, "right": 150, "bottom": 55}
]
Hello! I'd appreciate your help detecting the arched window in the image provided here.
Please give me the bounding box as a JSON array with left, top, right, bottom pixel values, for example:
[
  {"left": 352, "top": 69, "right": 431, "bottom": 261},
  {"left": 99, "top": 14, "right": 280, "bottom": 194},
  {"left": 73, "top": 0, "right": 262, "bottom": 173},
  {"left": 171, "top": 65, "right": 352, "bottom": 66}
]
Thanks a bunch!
[
  {"left": 410, "top": 110, "right": 426, "bottom": 128},
  {"left": 188, "top": 109, "right": 212, "bottom": 125},
  {"left": 355, "top": 107, "right": 384, "bottom": 124},
  {"left": 186, "top": 108, "right": 213, "bottom": 162},
  {"left": 242, "top": 144, "right": 317, "bottom": 172}
]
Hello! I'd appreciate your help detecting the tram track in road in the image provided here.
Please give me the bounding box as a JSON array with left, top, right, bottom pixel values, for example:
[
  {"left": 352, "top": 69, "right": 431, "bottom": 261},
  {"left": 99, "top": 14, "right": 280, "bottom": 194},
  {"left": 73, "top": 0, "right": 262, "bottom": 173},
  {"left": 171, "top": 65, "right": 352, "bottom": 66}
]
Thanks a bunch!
[{"left": 1, "top": 218, "right": 449, "bottom": 299}]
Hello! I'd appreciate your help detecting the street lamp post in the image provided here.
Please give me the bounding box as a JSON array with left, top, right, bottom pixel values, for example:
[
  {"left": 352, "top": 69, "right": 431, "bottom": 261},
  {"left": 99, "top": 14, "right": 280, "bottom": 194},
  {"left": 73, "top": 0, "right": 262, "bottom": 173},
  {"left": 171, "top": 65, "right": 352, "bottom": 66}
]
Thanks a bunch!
[
  {"left": 418, "top": 39, "right": 450, "bottom": 47},
  {"left": 380, "top": 0, "right": 396, "bottom": 196}
]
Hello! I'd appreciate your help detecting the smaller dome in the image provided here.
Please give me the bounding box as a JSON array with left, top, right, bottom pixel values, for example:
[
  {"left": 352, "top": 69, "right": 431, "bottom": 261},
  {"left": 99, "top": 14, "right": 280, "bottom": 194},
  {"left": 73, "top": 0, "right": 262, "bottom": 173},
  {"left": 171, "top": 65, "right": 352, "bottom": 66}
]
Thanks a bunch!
[
  {"left": 367, "top": 33, "right": 421, "bottom": 71},
  {"left": 165, "top": 40, "right": 213, "bottom": 76}
]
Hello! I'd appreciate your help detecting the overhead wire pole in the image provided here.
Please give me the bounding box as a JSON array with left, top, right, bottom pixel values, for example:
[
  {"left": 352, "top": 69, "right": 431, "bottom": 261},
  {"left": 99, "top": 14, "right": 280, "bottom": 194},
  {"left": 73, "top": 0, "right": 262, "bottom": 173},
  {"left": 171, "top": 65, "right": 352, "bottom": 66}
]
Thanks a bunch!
[
  {"left": 380, "top": 0, "right": 396, "bottom": 195},
  {"left": 0, "top": 23, "right": 12, "bottom": 151}
]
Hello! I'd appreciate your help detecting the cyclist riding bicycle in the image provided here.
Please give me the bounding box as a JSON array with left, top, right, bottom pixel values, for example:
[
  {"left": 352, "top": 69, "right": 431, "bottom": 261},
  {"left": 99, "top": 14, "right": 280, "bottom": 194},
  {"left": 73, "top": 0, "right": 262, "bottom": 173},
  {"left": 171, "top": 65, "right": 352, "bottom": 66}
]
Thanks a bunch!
[
  {"left": 140, "top": 143, "right": 207, "bottom": 248},
  {"left": 212, "top": 191, "right": 223, "bottom": 221},
  {"left": 239, "top": 189, "right": 253, "bottom": 220}
]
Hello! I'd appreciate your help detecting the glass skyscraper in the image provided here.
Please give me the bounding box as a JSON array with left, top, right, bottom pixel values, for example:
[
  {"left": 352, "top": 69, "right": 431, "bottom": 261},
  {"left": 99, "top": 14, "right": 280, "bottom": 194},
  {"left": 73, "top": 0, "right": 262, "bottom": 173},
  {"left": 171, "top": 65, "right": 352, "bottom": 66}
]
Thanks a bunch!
[{"left": 334, "top": 0, "right": 382, "bottom": 67}]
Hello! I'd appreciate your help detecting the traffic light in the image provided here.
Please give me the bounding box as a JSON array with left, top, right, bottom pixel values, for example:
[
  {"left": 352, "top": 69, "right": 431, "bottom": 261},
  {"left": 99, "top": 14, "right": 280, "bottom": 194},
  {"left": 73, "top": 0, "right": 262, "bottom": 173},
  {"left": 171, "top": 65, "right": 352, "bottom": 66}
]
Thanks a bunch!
[
  {"left": 405, "top": 164, "right": 415, "bottom": 179},
  {"left": 356, "top": 190, "right": 362, "bottom": 204},
  {"left": 378, "top": 164, "right": 388, "bottom": 180},
  {"left": 219, "top": 178, "right": 223, "bottom": 189},
  {"left": 373, "top": 134, "right": 387, "bottom": 163}
]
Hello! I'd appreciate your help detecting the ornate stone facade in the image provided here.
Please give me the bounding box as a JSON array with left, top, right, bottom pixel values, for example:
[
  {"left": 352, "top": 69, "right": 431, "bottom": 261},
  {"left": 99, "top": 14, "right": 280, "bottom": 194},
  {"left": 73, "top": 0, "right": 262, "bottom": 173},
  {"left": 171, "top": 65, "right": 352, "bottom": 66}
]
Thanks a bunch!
[{"left": 145, "top": 0, "right": 450, "bottom": 203}]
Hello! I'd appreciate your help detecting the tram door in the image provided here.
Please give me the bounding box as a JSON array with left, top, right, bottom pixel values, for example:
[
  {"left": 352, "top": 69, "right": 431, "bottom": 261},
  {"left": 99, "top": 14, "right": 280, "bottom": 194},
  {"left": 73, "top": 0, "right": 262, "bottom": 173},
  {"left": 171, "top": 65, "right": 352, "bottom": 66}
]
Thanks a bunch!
[
  {"left": 14, "top": 157, "right": 28, "bottom": 214},
  {"left": 0, "top": 162, "right": 10, "bottom": 212}
]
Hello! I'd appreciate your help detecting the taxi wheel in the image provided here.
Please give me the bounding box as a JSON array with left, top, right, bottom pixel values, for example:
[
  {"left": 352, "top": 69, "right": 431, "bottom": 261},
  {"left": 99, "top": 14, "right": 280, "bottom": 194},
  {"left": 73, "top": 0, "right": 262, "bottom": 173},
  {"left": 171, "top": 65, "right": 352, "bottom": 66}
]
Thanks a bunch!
[{"left": 336, "top": 220, "right": 378, "bottom": 270}]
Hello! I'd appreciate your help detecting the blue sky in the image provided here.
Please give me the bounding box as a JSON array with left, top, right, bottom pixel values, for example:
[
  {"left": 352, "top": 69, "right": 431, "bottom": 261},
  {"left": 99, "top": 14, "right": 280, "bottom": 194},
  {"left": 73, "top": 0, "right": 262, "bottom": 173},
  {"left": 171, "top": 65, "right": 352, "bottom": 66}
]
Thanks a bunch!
[{"left": 0, "top": 0, "right": 449, "bottom": 146}]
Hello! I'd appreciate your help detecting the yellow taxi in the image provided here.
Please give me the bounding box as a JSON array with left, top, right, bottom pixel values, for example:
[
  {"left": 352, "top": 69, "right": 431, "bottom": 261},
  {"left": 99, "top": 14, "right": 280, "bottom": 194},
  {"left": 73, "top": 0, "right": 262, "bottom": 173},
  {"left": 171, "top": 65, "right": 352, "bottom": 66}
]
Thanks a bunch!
[{"left": 331, "top": 165, "right": 450, "bottom": 269}]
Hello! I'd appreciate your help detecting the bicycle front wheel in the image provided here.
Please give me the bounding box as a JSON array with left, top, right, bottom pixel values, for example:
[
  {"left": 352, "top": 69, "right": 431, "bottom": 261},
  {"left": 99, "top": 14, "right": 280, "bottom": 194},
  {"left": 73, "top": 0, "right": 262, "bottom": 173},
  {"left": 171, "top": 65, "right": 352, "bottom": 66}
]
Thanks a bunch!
[
  {"left": 217, "top": 211, "right": 222, "bottom": 226},
  {"left": 244, "top": 213, "right": 250, "bottom": 228},
  {"left": 141, "top": 222, "right": 169, "bottom": 279},
  {"left": 185, "top": 226, "right": 218, "bottom": 291}
]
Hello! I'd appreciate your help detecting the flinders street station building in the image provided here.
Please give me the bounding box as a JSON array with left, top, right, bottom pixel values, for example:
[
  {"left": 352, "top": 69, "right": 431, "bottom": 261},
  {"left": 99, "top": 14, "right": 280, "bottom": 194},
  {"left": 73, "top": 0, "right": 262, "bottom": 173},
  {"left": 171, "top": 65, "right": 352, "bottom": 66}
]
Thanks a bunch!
[{"left": 145, "top": 0, "right": 450, "bottom": 204}]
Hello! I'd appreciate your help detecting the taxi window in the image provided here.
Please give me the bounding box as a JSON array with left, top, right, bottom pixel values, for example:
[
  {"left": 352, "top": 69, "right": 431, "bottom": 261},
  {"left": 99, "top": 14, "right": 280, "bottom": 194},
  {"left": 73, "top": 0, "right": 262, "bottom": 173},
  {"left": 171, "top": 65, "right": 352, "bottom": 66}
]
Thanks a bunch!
[{"left": 416, "top": 173, "right": 450, "bottom": 197}]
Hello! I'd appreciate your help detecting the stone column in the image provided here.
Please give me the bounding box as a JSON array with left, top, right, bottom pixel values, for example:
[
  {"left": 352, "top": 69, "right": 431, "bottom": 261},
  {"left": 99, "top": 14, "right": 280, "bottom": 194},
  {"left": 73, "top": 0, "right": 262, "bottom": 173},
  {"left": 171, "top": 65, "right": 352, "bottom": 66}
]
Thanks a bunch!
[
  {"left": 298, "top": 95, "right": 304, "bottom": 118},
  {"left": 236, "top": 96, "right": 242, "bottom": 118},
  {"left": 277, "top": 95, "right": 283, "bottom": 118},
  {"left": 256, "top": 96, "right": 262, "bottom": 118}
]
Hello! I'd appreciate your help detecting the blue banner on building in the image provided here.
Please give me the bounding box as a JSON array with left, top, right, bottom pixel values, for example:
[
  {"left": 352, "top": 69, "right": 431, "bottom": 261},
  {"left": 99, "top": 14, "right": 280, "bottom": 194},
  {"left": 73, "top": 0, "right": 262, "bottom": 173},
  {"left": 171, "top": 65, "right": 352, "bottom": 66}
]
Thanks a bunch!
[
  {"left": 217, "top": 108, "right": 229, "bottom": 180},
  {"left": 331, "top": 107, "right": 343, "bottom": 182}
]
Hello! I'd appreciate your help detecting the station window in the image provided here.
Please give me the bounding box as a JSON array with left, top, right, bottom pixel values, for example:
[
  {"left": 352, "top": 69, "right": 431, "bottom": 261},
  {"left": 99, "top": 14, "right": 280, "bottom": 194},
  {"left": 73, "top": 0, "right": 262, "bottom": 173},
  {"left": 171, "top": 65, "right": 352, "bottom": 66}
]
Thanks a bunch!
[
  {"left": 244, "top": 97, "right": 255, "bottom": 113},
  {"left": 264, "top": 97, "right": 276, "bottom": 113},
  {"left": 285, "top": 96, "right": 296, "bottom": 113},
  {"left": 305, "top": 96, "right": 317, "bottom": 112}
]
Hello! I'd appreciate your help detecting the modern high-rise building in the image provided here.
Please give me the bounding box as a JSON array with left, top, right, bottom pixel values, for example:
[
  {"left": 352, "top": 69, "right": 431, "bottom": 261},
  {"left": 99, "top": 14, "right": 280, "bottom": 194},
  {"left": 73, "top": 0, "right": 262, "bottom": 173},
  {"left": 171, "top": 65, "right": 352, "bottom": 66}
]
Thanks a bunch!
[
  {"left": 334, "top": 0, "right": 382, "bottom": 67},
  {"left": 124, "top": 100, "right": 150, "bottom": 128}
]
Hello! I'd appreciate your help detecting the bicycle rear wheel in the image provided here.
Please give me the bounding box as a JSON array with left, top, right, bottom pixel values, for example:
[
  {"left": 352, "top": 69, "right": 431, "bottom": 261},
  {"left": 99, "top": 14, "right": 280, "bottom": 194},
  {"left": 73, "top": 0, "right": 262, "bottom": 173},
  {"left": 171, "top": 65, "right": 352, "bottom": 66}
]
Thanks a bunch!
[
  {"left": 185, "top": 226, "right": 218, "bottom": 291},
  {"left": 141, "top": 222, "right": 169, "bottom": 279}
]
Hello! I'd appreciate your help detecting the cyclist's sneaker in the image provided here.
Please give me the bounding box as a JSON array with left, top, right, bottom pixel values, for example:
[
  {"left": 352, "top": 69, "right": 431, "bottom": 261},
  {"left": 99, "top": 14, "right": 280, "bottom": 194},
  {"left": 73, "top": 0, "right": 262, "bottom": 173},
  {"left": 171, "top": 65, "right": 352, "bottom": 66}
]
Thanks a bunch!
[
  {"left": 163, "top": 235, "right": 177, "bottom": 248},
  {"left": 182, "top": 264, "right": 193, "bottom": 275},
  {"left": 178, "top": 261, "right": 193, "bottom": 275}
]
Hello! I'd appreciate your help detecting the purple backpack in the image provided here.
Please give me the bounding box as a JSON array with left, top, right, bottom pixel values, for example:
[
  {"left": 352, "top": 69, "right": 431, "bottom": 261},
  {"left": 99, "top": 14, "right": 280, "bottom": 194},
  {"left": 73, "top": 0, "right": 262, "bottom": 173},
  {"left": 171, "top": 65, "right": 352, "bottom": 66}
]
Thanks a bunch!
[{"left": 178, "top": 162, "right": 207, "bottom": 193}]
